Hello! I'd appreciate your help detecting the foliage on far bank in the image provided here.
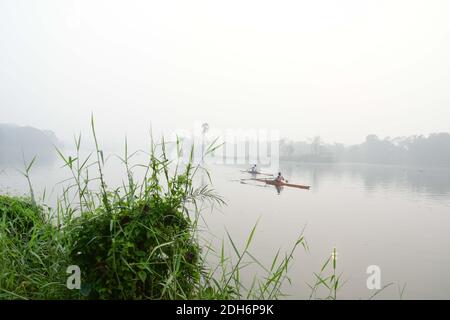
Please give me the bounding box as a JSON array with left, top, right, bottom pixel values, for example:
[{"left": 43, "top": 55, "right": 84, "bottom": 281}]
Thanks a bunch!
[{"left": 280, "top": 133, "right": 450, "bottom": 166}]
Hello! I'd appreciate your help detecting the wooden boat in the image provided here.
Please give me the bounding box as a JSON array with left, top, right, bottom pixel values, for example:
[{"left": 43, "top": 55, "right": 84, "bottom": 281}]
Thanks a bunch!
[
  {"left": 250, "top": 178, "right": 311, "bottom": 190},
  {"left": 240, "top": 170, "right": 273, "bottom": 176}
]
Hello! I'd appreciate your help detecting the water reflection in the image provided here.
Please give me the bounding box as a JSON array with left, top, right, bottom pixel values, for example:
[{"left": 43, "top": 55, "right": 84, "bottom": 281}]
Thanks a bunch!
[
  {"left": 275, "top": 185, "right": 283, "bottom": 195},
  {"left": 280, "top": 162, "right": 450, "bottom": 202}
]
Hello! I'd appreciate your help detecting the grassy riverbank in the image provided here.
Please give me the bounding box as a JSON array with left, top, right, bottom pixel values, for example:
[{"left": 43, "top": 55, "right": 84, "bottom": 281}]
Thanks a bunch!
[{"left": 0, "top": 118, "right": 341, "bottom": 300}]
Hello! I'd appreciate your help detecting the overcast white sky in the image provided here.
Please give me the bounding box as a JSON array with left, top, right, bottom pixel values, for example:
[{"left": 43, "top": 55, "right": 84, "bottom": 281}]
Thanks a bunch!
[{"left": 1, "top": 0, "right": 450, "bottom": 146}]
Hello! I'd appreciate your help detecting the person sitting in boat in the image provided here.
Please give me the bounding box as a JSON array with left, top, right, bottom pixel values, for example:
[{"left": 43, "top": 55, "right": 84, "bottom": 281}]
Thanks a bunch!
[
  {"left": 275, "top": 172, "right": 285, "bottom": 183},
  {"left": 249, "top": 164, "right": 258, "bottom": 173}
]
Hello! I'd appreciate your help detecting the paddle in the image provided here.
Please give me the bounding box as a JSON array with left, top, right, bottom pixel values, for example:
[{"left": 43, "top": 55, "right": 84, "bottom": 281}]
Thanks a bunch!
[{"left": 240, "top": 170, "right": 274, "bottom": 176}]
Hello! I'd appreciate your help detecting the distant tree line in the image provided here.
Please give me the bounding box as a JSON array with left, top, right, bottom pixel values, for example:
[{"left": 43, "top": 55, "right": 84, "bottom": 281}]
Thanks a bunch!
[{"left": 280, "top": 133, "right": 450, "bottom": 167}]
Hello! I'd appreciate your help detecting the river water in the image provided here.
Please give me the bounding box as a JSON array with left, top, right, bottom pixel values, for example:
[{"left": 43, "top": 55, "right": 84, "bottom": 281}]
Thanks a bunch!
[{"left": 2, "top": 158, "right": 450, "bottom": 299}]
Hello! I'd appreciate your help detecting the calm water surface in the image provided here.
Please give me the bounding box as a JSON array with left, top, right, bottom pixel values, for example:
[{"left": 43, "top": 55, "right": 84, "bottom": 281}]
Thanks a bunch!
[{"left": 2, "top": 159, "right": 450, "bottom": 299}]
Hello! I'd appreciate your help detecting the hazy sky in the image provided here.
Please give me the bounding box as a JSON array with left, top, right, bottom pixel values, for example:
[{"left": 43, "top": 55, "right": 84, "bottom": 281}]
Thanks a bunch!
[{"left": 1, "top": 0, "right": 450, "bottom": 146}]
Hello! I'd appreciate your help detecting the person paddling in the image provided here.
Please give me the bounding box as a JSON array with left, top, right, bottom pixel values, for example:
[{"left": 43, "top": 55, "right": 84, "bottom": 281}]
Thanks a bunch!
[{"left": 275, "top": 172, "right": 286, "bottom": 183}]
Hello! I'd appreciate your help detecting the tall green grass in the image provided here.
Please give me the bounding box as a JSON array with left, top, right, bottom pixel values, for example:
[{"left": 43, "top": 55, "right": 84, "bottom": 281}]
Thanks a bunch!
[
  {"left": 0, "top": 116, "right": 343, "bottom": 300},
  {"left": 0, "top": 195, "right": 76, "bottom": 299}
]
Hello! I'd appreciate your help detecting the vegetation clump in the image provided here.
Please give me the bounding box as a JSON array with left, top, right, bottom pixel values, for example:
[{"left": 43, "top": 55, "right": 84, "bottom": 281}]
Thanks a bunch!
[
  {"left": 66, "top": 174, "right": 203, "bottom": 299},
  {"left": 0, "top": 195, "right": 44, "bottom": 238},
  {"left": 0, "top": 196, "right": 72, "bottom": 299}
]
